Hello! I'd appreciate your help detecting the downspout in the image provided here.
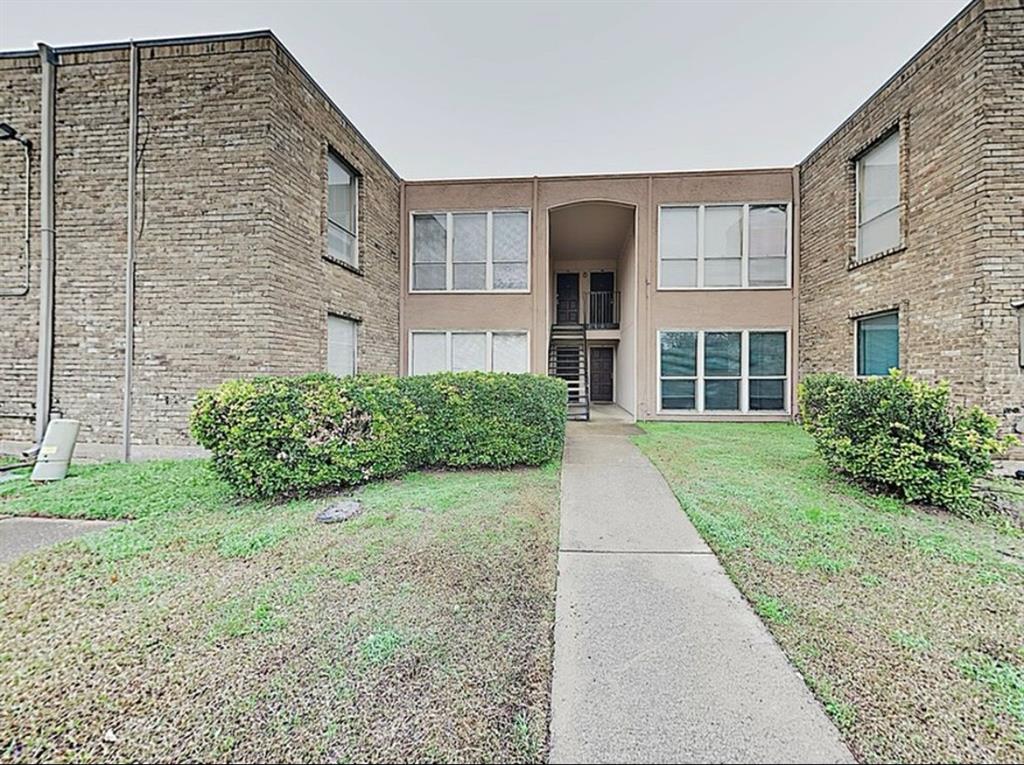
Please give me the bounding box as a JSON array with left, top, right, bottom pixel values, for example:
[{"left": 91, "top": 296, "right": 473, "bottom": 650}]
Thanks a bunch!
[
  {"left": 34, "top": 43, "right": 56, "bottom": 446},
  {"left": 0, "top": 136, "right": 31, "bottom": 297},
  {"left": 122, "top": 42, "right": 139, "bottom": 462}
]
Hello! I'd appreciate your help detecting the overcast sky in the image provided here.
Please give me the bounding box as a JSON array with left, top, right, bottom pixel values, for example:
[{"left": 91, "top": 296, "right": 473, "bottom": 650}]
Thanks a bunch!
[{"left": 2, "top": 0, "right": 966, "bottom": 179}]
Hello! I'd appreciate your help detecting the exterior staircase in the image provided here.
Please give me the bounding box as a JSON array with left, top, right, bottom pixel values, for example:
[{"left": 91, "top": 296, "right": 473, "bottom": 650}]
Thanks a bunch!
[{"left": 548, "top": 323, "right": 589, "bottom": 421}]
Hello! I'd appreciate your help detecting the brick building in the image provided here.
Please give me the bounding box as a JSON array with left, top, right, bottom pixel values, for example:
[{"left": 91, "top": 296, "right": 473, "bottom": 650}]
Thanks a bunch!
[
  {"left": 799, "top": 0, "right": 1024, "bottom": 440},
  {"left": 0, "top": 0, "right": 1020, "bottom": 456},
  {"left": 0, "top": 33, "right": 400, "bottom": 456}
]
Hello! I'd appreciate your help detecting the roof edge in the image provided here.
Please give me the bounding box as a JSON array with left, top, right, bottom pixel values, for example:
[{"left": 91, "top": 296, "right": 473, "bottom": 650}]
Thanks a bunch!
[
  {"left": 0, "top": 29, "right": 401, "bottom": 181},
  {"left": 404, "top": 165, "right": 796, "bottom": 186},
  {"left": 0, "top": 29, "right": 274, "bottom": 58}
]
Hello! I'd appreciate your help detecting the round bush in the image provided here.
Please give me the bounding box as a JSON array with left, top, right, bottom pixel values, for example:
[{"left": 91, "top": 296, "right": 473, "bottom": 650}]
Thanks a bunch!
[{"left": 798, "top": 371, "right": 1017, "bottom": 514}]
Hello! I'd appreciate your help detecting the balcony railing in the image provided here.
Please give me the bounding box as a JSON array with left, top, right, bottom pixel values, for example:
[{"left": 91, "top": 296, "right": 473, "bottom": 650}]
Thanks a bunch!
[{"left": 586, "top": 290, "right": 620, "bottom": 329}]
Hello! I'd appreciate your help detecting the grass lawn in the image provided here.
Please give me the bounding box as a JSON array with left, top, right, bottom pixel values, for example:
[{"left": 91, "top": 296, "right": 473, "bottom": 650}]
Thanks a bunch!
[
  {"left": 0, "top": 459, "right": 560, "bottom": 763},
  {"left": 635, "top": 422, "right": 1024, "bottom": 764}
]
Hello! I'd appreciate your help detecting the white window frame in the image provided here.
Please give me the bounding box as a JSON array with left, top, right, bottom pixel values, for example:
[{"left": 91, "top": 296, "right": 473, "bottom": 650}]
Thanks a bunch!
[
  {"left": 656, "top": 329, "right": 791, "bottom": 414},
  {"left": 409, "top": 209, "right": 531, "bottom": 294},
  {"left": 326, "top": 313, "right": 358, "bottom": 376},
  {"left": 855, "top": 130, "right": 901, "bottom": 261},
  {"left": 853, "top": 310, "right": 900, "bottom": 378},
  {"left": 408, "top": 330, "right": 531, "bottom": 374},
  {"left": 1014, "top": 300, "right": 1024, "bottom": 368},
  {"left": 657, "top": 202, "right": 792, "bottom": 291},
  {"left": 326, "top": 152, "right": 359, "bottom": 269}
]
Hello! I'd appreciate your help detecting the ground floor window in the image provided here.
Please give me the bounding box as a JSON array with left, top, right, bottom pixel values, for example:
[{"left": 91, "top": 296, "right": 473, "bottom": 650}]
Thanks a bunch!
[
  {"left": 855, "top": 311, "right": 899, "bottom": 376},
  {"left": 410, "top": 331, "right": 529, "bottom": 375},
  {"left": 327, "top": 314, "right": 358, "bottom": 376},
  {"left": 658, "top": 329, "right": 788, "bottom": 413}
]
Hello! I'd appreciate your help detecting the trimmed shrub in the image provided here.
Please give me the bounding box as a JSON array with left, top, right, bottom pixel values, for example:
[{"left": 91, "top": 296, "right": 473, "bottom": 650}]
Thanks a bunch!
[
  {"left": 799, "top": 371, "right": 1017, "bottom": 514},
  {"left": 191, "top": 372, "right": 567, "bottom": 498}
]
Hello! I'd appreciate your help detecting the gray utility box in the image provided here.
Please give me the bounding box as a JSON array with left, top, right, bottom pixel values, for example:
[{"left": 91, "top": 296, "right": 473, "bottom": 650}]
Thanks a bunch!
[{"left": 31, "top": 419, "right": 81, "bottom": 482}]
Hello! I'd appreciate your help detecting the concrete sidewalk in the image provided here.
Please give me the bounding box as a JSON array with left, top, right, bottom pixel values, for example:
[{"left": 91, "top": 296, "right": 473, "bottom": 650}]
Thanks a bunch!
[
  {"left": 0, "top": 517, "right": 120, "bottom": 564},
  {"left": 549, "top": 422, "right": 853, "bottom": 764}
]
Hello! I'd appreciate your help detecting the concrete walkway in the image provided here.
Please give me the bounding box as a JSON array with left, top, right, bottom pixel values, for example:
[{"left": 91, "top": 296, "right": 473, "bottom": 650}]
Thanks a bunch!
[
  {"left": 0, "top": 517, "right": 119, "bottom": 564},
  {"left": 549, "top": 419, "right": 853, "bottom": 764}
]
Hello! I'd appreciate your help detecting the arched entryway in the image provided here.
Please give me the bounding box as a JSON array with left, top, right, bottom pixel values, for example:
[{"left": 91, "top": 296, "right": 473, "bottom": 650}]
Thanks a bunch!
[{"left": 547, "top": 201, "right": 637, "bottom": 421}]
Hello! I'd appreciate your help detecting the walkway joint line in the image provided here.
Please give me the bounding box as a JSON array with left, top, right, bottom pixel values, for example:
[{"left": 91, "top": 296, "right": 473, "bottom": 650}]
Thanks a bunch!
[{"left": 558, "top": 547, "right": 714, "bottom": 555}]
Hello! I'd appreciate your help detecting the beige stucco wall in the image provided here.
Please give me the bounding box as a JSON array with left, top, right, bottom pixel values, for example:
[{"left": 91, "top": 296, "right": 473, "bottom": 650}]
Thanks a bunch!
[
  {"left": 616, "top": 231, "right": 638, "bottom": 415},
  {"left": 400, "top": 180, "right": 541, "bottom": 371},
  {"left": 400, "top": 169, "right": 798, "bottom": 420}
]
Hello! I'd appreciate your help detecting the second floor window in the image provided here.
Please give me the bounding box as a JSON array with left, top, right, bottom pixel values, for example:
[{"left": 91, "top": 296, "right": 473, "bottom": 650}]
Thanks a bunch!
[
  {"left": 659, "top": 203, "right": 789, "bottom": 289},
  {"left": 856, "top": 131, "right": 900, "bottom": 259},
  {"left": 327, "top": 153, "right": 358, "bottom": 268},
  {"left": 412, "top": 210, "right": 529, "bottom": 292}
]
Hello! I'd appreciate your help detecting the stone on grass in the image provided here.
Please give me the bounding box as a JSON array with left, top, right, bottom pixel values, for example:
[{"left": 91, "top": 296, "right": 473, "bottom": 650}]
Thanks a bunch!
[{"left": 316, "top": 500, "right": 363, "bottom": 524}]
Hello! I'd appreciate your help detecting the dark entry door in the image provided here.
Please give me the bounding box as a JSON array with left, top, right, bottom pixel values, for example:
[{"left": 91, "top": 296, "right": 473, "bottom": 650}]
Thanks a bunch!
[
  {"left": 590, "top": 347, "right": 614, "bottom": 402},
  {"left": 556, "top": 273, "right": 580, "bottom": 324}
]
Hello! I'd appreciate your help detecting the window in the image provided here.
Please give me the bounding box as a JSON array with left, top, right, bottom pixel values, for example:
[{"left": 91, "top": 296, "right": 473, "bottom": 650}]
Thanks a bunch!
[
  {"left": 659, "top": 331, "right": 697, "bottom": 409},
  {"left": 748, "top": 331, "right": 787, "bottom": 410},
  {"left": 410, "top": 331, "right": 529, "bottom": 374},
  {"left": 703, "top": 207, "right": 743, "bottom": 287},
  {"left": 658, "top": 330, "right": 789, "bottom": 413},
  {"left": 659, "top": 207, "right": 698, "bottom": 288},
  {"left": 703, "top": 332, "right": 741, "bottom": 410},
  {"left": 748, "top": 205, "right": 788, "bottom": 286},
  {"left": 327, "top": 153, "right": 358, "bottom": 267},
  {"left": 1016, "top": 301, "right": 1024, "bottom": 367},
  {"left": 412, "top": 214, "right": 447, "bottom": 290},
  {"left": 659, "top": 203, "right": 790, "bottom": 289},
  {"left": 452, "top": 214, "right": 487, "bottom": 290},
  {"left": 856, "top": 132, "right": 900, "bottom": 259},
  {"left": 492, "top": 212, "right": 530, "bottom": 290},
  {"left": 492, "top": 331, "right": 530, "bottom": 373},
  {"left": 451, "top": 332, "right": 487, "bottom": 371},
  {"left": 326, "top": 314, "right": 357, "bottom": 376},
  {"left": 856, "top": 311, "right": 899, "bottom": 376},
  {"left": 411, "top": 210, "right": 529, "bottom": 292},
  {"left": 410, "top": 332, "right": 447, "bottom": 375}
]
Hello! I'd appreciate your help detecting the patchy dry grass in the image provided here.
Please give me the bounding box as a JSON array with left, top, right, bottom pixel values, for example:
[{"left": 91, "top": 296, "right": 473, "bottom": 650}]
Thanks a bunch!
[
  {"left": 0, "top": 460, "right": 560, "bottom": 764},
  {"left": 635, "top": 422, "right": 1024, "bottom": 765}
]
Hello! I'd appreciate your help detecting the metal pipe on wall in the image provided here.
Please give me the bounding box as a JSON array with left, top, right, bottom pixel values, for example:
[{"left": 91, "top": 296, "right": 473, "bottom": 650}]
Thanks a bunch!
[
  {"left": 123, "top": 41, "right": 139, "bottom": 462},
  {"left": 34, "top": 43, "right": 57, "bottom": 446}
]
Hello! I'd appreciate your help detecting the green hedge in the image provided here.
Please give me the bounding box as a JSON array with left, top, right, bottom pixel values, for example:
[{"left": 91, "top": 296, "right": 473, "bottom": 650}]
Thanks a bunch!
[
  {"left": 190, "top": 372, "right": 567, "bottom": 498},
  {"left": 798, "top": 371, "right": 1016, "bottom": 514}
]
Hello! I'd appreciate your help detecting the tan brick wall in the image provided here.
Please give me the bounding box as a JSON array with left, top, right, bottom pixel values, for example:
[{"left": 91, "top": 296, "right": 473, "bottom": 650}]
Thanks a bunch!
[
  {"left": 0, "top": 55, "right": 41, "bottom": 436},
  {"left": 798, "top": 0, "right": 1023, "bottom": 436},
  {"left": 977, "top": 1, "right": 1024, "bottom": 435},
  {"left": 262, "top": 43, "right": 400, "bottom": 377},
  {"left": 0, "top": 34, "right": 399, "bottom": 449}
]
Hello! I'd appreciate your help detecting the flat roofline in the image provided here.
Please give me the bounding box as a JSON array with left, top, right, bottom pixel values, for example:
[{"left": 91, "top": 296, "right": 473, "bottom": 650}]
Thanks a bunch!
[
  {"left": 0, "top": 29, "right": 400, "bottom": 181},
  {"left": 404, "top": 165, "right": 796, "bottom": 186},
  {"left": 0, "top": 29, "right": 276, "bottom": 58},
  {"left": 799, "top": 0, "right": 979, "bottom": 165}
]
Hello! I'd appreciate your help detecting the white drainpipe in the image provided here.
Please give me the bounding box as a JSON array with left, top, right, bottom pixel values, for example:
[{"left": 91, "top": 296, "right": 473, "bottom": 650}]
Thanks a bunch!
[
  {"left": 34, "top": 43, "right": 56, "bottom": 447},
  {"left": 123, "top": 41, "right": 139, "bottom": 462}
]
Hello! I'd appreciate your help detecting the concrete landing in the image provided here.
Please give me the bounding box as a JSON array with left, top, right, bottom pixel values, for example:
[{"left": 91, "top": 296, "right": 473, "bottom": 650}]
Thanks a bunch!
[
  {"left": 549, "top": 425, "right": 853, "bottom": 764},
  {"left": 0, "top": 517, "right": 119, "bottom": 564}
]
